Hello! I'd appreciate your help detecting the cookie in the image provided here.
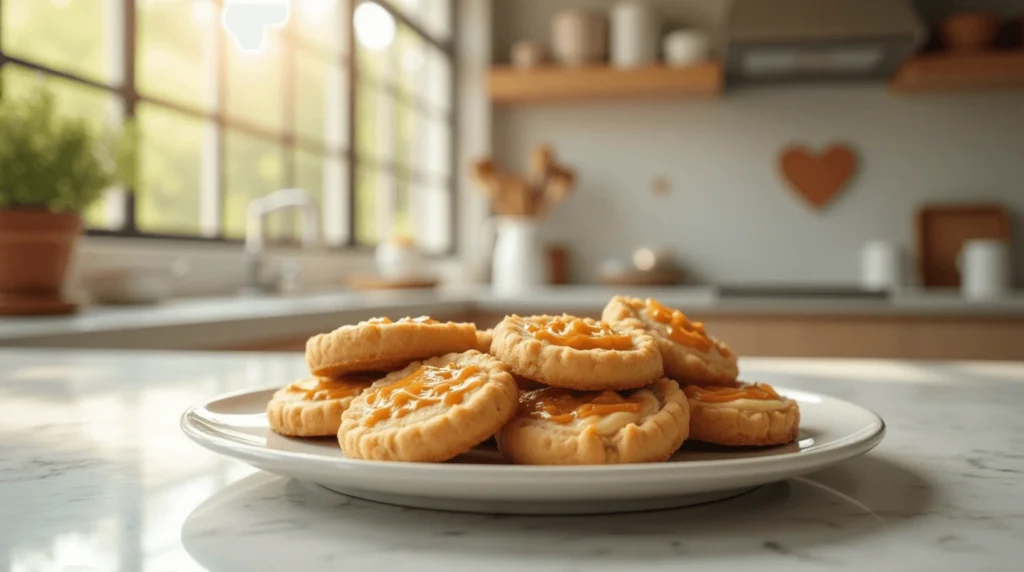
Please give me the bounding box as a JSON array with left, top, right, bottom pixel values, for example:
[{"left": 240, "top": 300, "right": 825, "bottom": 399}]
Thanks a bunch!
[
  {"left": 603, "top": 296, "right": 738, "bottom": 386},
  {"left": 267, "top": 375, "right": 378, "bottom": 437},
  {"left": 490, "top": 314, "right": 663, "bottom": 391},
  {"left": 496, "top": 378, "right": 690, "bottom": 465},
  {"left": 306, "top": 316, "right": 476, "bottom": 378},
  {"left": 683, "top": 382, "right": 800, "bottom": 446},
  {"left": 475, "top": 328, "right": 494, "bottom": 354},
  {"left": 338, "top": 350, "right": 518, "bottom": 462}
]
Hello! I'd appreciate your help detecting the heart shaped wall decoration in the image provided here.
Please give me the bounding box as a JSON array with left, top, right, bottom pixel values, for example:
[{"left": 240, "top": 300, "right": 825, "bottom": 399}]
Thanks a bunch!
[{"left": 778, "top": 144, "right": 858, "bottom": 210}]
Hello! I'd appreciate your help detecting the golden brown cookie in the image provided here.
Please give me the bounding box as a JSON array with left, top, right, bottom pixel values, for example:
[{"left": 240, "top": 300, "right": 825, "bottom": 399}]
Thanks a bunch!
[
  {"left": 475, "top": 328, "right": 494, "bottom": 354},
  {"left": 490, "top": 314, "right": 663, "bottom": 391},
  {"left": 496, "top": 378, "right": 689, "bottom": 465},
  {"left": 267, "top": 375, "right": 378, "bottom": 437},
  {"left": 603, "top": 296, "right": 738, "bottom": 386},
  {"left": 338, "top": 350, "right": 518, "bottom": 462},
  {"left": 306, "top": 316, "right": 476, "bottom": 378},
  {"left": 683, "top": 382, "right": 800, "bottom": 446}
]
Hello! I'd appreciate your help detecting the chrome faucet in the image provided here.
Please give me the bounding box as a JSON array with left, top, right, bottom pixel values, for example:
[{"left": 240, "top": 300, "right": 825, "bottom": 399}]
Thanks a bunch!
[{"left": 242, "top": 188, "right": 320, "bottom": 294}]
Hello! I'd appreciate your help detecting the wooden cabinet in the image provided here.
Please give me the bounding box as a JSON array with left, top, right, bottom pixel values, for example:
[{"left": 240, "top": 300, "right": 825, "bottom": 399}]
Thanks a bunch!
[
  {"left": 217, "top": 308, "right": 1024, "bottom": 360},
  {"left": 703, "top": 315, "right": 1024, "bottom": 360}
]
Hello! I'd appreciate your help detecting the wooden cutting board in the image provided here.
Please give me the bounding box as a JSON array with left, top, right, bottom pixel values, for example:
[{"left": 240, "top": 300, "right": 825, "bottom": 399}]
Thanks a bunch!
[
  {"left": 916, "top": 203, "right": 1012, "bottom": 287},
  {"left": 348, "top": 275, "right": 438, "bottom": 290},
  {"left": 0, "top": 292, "right": 78, "bottom": 316}
]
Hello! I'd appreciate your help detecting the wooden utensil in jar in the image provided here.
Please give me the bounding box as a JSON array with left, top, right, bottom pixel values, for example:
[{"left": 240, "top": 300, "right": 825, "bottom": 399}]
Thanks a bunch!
[{"left": 471, "top": 144, "right": 576, "bottom": 218}]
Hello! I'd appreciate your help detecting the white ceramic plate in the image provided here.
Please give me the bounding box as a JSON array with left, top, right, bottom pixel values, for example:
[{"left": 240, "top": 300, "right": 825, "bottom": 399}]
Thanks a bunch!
[{"left": 181, "top": 386, "right": 885, "bottom": 514}]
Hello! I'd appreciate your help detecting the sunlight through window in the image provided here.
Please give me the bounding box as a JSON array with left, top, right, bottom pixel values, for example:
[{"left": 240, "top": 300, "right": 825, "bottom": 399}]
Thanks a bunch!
[{"left": 354, "top": 2, "right": 395, "bottom": 51}]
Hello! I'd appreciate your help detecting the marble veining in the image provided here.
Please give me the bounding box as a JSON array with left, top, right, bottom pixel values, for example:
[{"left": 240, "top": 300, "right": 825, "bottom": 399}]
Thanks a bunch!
[{"left": 2, "top": 349, "right": 1024, "bottom": 571}]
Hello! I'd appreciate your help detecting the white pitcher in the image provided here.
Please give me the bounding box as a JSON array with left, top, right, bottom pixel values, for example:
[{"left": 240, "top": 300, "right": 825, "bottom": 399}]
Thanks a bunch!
[{"left": 486, "top": 216, "right": 548, "bottom": 295}]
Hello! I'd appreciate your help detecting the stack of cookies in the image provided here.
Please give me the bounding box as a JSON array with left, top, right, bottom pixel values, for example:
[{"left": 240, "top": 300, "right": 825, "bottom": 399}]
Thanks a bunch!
[{"left": 266, "top": 296, "right": 800, "bottom": 465}]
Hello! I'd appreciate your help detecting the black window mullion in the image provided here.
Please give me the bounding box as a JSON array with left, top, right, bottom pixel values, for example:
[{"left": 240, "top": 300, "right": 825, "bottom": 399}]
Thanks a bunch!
[
  {"left": 447, "top": 0, "right": 458, "bottom": 254},
  {"left": 214, "top": 0, "right": 227, "bottom": 239},
  {"left": 0, "top": 56, "right": 119, "bottom": 93},
  {"left": 122, "top": 0, "right": 138, "bottom": 233},
  {"left": 280, "top": 9, "right": 298, "bottom": 244},
  {"left": 375, "top": 0, "right": 452, "bottom": 56},
  {"left": 283, "top": 19, "right": 296, "bottom": 190},
  {"left": 346, "top": 0, "right": 358, "bottom": 247},
  {"left": 391, "top": 17, "right": 402, "bottom": 240}
]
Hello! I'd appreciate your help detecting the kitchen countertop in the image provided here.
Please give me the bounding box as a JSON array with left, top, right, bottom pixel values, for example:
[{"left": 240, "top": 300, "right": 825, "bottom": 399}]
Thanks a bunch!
[
  {"left": 2, "top": 349, "right": 1022, "bottom": 571},
  {"left": 1, "top": 285, "right": 1023, "bottom": 348}
]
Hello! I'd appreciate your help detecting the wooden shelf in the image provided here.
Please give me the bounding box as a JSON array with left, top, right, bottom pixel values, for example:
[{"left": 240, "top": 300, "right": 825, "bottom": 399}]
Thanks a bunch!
[
  {"left": 891, "top": 51, "right": 1024, "bottom": 93},
  {"left": 488, "top": 63, "right": 723, "bottom": 104}
]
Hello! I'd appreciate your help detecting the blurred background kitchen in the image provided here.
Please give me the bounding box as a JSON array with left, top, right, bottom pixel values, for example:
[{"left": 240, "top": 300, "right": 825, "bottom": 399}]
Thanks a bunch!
[{"left": 0, "top": 0, "right": 1022, "bottom": 359}]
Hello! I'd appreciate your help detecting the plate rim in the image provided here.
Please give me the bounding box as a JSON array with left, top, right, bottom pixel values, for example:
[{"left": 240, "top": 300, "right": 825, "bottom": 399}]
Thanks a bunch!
[{"left": 181, "top": 383, "right": 886, "bottom": 476}]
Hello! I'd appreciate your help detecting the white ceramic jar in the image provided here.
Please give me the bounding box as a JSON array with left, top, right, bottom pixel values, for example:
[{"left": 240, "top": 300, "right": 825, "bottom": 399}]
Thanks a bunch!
[
  {"left": 610, "top": 0, "right": 657, "bottom": 68},
  {"left": 959, "top": 239, "right": 1011, "bottom": 300},
  {"left": 859, "top": 240, "right": 903, "bottom": 291},
  {"left": 663, "top": 29, "right": 710, "bottom": 67}
]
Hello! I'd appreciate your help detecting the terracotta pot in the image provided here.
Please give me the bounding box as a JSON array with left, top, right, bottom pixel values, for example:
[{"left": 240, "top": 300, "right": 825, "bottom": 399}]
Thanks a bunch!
[
  {"left": 0, "top": 209, "right": 81, "bottom": 294},
  {"left": 940, "top": 12, "right": 1000, "bottom": 52}
]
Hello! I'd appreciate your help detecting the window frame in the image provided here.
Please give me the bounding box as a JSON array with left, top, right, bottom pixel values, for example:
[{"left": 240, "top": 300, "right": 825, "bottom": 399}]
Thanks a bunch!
[{"left": 0, "top": 0, "right": 457, "bottom": 253}]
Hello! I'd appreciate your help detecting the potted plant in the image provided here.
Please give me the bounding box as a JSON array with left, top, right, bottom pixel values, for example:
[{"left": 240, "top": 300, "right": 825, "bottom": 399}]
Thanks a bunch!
[{"left": 0, "top": 88, "right": 135, "bottom": 315}]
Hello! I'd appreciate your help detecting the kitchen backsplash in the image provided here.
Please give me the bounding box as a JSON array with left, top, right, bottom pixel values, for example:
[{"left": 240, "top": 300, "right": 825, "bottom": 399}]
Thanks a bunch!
[{"left": 491, "top": 0, "right": 1024, "bottom": 285}]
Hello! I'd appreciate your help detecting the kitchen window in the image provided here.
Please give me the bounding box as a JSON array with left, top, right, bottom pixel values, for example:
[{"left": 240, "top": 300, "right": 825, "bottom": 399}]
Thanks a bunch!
[{"left": 0, "top": 0, "right": 456, "bottom": 253}]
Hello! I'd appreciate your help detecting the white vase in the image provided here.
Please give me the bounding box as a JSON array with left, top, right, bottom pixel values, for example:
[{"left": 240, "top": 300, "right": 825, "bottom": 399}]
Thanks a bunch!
[
  {"left": 611, "top": 0, "right": 657, "bottom": 68},
  {"left": 491, "top": 217, "right": 547, "bottom": 295}
]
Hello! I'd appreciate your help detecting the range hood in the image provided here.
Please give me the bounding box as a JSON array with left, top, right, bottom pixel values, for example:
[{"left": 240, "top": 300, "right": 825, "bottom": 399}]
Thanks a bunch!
[{"left": 724, "top": 0, "right": 926, "bottom": 84}]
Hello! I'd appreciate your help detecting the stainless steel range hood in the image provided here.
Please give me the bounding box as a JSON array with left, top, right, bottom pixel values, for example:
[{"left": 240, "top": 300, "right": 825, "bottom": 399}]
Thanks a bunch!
[{"left": 724, "top": 0, "right": 926, "bottom": 84}]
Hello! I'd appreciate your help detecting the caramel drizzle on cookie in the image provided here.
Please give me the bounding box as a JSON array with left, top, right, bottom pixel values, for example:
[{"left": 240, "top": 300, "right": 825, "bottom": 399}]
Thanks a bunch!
[
  {"left": 361, "top": 363, "right": 484, "bottom": 426},
  {"left": 520, "top": 387, "right": 646, "bottom": 424},
  {"left": 640, "top": 298, "right": 716, "bottom": 353},
  {"left": 287, "top": 376, "right": 376, "bottom": 401},
  {"left": 525, "top": 315, "right": 633, "bottom": 351},
  {"left": 366, "top": 316, "right": 439, "bottom": 325},
  {"left": 683, "top": 383, "right": 782, "bottom": 403}
]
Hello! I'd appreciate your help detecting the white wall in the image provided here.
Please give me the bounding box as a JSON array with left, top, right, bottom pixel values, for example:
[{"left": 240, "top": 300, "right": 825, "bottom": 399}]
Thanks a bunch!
[{"left": 489, "top": 0, "right": 1024, "bottom": 285}]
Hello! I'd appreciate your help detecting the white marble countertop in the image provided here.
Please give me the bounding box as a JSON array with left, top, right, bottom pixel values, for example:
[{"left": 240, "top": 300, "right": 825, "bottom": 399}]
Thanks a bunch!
[
  {"left": 2, "top": 349, "right": 1022, "bottom": 571},
  {"left": 1, "top": 285, "right": 1023, "bottom": 349}
]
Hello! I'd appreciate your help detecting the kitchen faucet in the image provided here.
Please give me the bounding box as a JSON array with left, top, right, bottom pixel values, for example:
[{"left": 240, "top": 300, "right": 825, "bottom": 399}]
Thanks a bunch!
[{"left": 242, "top": 188, "right": 320, "bottom": 294}]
